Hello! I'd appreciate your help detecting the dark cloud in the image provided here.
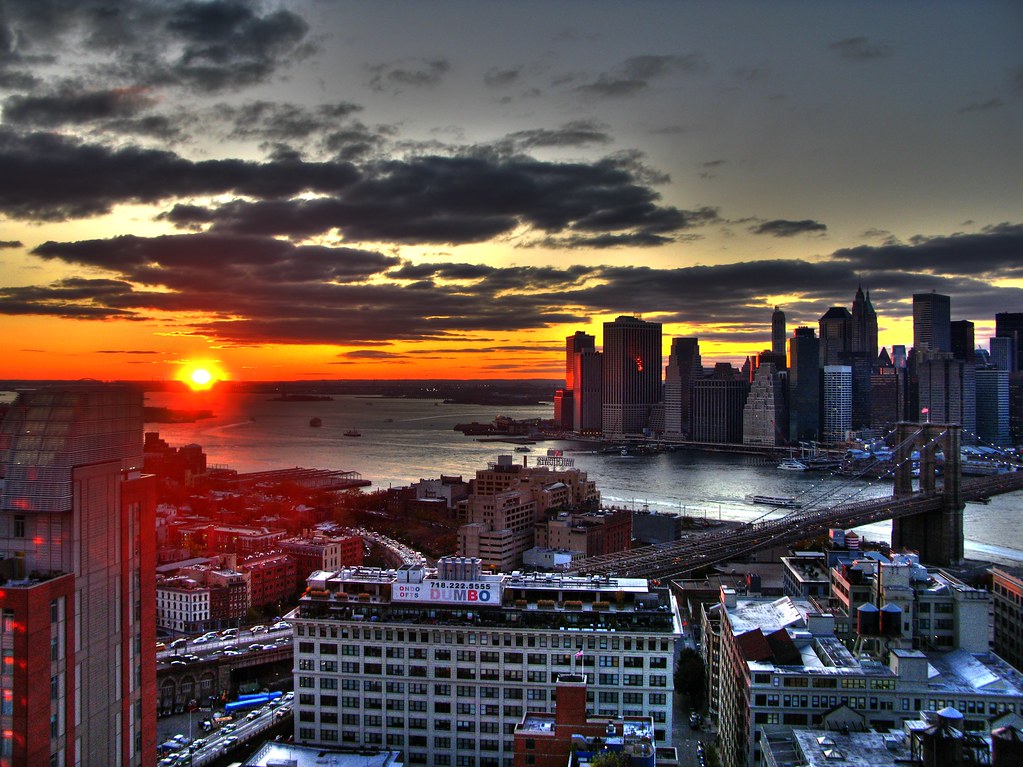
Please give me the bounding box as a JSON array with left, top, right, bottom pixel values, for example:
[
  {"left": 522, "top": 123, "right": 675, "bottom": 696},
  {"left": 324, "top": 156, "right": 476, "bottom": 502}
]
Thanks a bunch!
[
  {"left": 0, "top": 240, "right": 22, "bottom": 248},
  {"left": 367, "top": 58, "right": 451, "bottom": 92},
  {"left": 96, "top": 349, "right": 160, "bottom": 354},
  {"left": 832, "top": 223, "right": 1023, "bottom": 277},
  {"left": 500, "top": 121, "right": 613, "bottom": 151},
  {"left": 484, "top": 67, "right": 521, "bottom": 87},
  {"left": 619, "top": 54, "right": 708, "bottom": 80},
  {"left": 0, "top": 1, "right": 312, "bottom": 97},
  {"left": 2, "top": 86, "right": 157, "bottom": 127},
  {"left": 0, "top": 128, "right": 360, "bottom": 220},
  {"left": 576, "top": 77, "right": 646, "bottom": 99},
  {"left": 153, "top": 153, "right": 704, "bottom": 247},
  {"left": 751, "top": 219, "right": 827, "bottom": 237},
  {"left": 223, "top": 101, "right": 364, "bottom": 142},
  {"left": 828, "top": 37, "right": 892, "bottom": 61},
  {"left": 5, "top": 224, "right": 1023, "bottom": 348},
  {"left": 957, "top": 98, "right": 1003, "bottom": 114}
]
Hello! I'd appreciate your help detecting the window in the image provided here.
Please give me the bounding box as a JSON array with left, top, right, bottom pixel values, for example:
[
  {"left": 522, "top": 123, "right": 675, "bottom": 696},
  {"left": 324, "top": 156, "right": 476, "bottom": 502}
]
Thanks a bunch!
[{"left": 13, "top": 516, "right": 24, "bottom": 539}]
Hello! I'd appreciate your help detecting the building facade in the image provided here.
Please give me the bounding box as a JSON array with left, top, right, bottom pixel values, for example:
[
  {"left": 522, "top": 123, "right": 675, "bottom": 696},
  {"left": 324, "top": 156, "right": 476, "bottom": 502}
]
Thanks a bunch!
[
  {"left": 601, "top": 316, "right": 663, "bottom": 437},
  {"left": 822, "top": 366, "right": 852, "bottom": 443},
  {"left": 292, "top": 558, "right": 680, "bottom": 767},
  {"left": 0, "top": 385, "right": 157, "bottom": 767}
]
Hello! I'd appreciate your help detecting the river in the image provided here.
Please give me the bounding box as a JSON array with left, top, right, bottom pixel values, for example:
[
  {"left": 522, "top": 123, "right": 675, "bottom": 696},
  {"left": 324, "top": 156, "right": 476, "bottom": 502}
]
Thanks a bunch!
[{"left": 144, "top": 391, "right": 1023, "bottom": 566}]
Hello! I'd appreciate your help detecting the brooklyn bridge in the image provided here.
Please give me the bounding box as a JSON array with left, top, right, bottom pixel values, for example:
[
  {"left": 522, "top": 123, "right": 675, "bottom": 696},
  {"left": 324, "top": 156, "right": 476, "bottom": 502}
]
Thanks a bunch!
[{"left": 571, "top": 422, "right": 1023, "bottom": 579}]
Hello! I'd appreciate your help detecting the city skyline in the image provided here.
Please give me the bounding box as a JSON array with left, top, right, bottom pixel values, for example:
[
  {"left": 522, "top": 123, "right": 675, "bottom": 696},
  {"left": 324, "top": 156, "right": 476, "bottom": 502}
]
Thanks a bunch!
[{"left": 1, "top": 1, "right": 1021, "bottom": 383}]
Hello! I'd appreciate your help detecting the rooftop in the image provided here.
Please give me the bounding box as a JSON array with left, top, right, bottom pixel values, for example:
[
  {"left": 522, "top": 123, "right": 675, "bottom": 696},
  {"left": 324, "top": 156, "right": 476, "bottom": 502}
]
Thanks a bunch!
[{"left": 241, "top": 742, "right": 402, "bottom": 767}]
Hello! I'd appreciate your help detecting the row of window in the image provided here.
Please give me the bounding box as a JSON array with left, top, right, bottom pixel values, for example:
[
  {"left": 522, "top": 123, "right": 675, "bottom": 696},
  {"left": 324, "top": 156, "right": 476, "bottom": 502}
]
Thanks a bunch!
[{"left": 296, "top": 622, "right": 670, "bottom": 653}]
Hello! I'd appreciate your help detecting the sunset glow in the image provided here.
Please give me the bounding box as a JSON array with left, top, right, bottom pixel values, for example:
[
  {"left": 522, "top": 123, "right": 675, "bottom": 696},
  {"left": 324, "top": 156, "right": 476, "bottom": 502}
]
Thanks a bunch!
[{"left": 0, "top": 2, "right": 1018, "bottom": 382}]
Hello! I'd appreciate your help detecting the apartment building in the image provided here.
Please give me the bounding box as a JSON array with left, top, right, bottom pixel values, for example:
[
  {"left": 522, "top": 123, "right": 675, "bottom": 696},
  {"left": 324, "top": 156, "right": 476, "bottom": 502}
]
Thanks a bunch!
[
  {"left": 291, "top": 557, "right": 680, "bottom": 767},
  {"left": 710, "top": 588, "right": 1023, "bottom": 767}
]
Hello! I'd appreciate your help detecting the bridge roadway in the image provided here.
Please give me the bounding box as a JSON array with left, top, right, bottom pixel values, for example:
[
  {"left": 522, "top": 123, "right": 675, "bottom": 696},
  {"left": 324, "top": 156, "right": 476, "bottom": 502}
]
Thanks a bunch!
[{"left": 571, "top": 471, "right": 1023, "bottom": 579}]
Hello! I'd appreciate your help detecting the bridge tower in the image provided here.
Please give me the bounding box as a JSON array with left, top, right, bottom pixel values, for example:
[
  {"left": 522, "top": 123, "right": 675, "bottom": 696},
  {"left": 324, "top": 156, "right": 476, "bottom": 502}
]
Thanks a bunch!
[{"left": 890, "top": 421, "right": 963, "bottom": 566}]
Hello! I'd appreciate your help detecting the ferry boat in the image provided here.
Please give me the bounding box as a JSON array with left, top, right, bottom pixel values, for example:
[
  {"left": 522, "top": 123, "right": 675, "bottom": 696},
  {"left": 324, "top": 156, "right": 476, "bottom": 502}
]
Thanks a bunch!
[
  {"left": 514, "top": 446, "right": 532, "bottom": 453},
  {"left": 343, "top": 429, "right": 362, "bottom": 437},
  {"left": 777, "top": 458, "right": 809, "bottom": 471},
  {"left": 745, "top": 494, "right": 802, "bottom": 508}
]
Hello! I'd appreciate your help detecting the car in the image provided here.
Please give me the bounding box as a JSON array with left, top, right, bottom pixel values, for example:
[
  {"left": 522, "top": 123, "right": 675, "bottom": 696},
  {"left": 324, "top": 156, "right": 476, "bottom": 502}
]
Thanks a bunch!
[
  {"left": 223, "top": 736, "right": 238, "bottom": 748},
  {"left": 246, "top": 710, "right": 259, "bottom": 720},
  {"left": 189, "top": 738, "right": 206, "bottom": 751},
  {"left": 170, "top": 638, "right": 187, "bottom": 649},
  {"left": 224, "top": 649, "right": 240, "bottom": 656},
  {"left": 169, "top": 658, "right": 187, "bottom": 666},
  {"left": 221, "top": 723, "right": 236, "bottom": 733},
  {"left": 221, "top": 628, "right": 238, "bottom": 638},
  {"left": 155, "top": 642, "right": 167, "bottom": 651},
  {"left": 283, "top": 691, "right": 294, "bottom": 701},
  {"left": 249, "top": 643, "right": 263, "bottom": 651},
  {"left": 250, "top": 625, "right": 266, "bottom": 633},
  {"left": 193, "top": 636, "right": 210, "bottom": 644}
]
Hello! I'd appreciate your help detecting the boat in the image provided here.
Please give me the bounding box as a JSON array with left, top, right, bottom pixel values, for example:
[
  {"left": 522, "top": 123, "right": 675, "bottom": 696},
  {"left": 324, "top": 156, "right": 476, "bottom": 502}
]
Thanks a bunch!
[
  {"left": 514, "top": 446, "right": 531, "bottom": 453},
  {"left": 745, "top": 494, "right": 801, "bottom": 508},
  {"left": 343, "top": 429, "right": 362, "bottom": 437},
  {"left": 309, "top": 417, "right": 322, "bottom": 428},
  {"left": 777, "top": 458, "right": 809, "bottom": 471}
]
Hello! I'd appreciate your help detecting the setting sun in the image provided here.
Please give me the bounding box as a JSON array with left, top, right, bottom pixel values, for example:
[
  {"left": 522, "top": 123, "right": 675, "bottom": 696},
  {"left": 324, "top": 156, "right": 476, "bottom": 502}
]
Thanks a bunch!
[{"left": 176, "top": 361, "right": 225, "bottom": 391}]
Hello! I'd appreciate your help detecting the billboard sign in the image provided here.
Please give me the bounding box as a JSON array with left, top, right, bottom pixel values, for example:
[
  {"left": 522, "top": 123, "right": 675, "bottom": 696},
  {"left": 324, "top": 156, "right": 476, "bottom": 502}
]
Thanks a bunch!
[{"left": 392, "top": 580, "right": 502, "bottom": 605}]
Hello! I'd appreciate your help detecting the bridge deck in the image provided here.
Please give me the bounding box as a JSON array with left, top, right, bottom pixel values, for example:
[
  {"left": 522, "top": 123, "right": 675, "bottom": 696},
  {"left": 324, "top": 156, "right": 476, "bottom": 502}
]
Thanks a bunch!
[{"left": 571, "top": 471, "right": 1023, "bottom": 579}]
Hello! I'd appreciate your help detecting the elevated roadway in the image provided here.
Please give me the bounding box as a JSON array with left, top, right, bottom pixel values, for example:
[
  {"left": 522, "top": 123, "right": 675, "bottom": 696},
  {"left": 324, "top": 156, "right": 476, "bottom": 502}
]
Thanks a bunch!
[{"left": 571, "top": 451, "right": 1023, "bottom": 580}]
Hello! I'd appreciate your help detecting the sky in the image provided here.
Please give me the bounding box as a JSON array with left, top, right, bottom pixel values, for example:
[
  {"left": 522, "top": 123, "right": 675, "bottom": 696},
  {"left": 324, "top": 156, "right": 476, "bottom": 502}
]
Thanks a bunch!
[{"left": 1, "top": 0, "right": 1021, "bottom": 383}]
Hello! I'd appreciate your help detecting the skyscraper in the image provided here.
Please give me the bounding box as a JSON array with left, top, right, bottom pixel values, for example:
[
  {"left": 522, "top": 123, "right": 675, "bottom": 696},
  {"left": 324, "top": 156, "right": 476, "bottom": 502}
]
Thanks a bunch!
[
  {"left": 850, "top": 285, "right": 879, "bottom": 367},
  {"left": 822, "top": 365, "right": 852, "bottom": 443},
  {"left": 601, "top": 316, "right": 662, "bottom": 436},
  {"left": 995, "top": 312, "right": 1023, "bottom": 372},
  {"left": 742, "top": 363, "right": 787, "bottom": 445},
  {"left": 913, "top": 292, "right": 951, "bottom": 353},
  {"left": 663, "top": 337, "right": 703, "bottom": 439},
  {"left": 556, "top": 331, "right": 597, "bottom": 429},
  {"left": 572, "top": 348, "right": 603, "bottom": 434},
  {"left": 771, "top": 307, "right": 786, "bottom": 356},
  {"left": 788, "top": 327, "right": 820, "bottom": 443},
  {"left": 0, "top": 385, "right": 156, "bottom": 766},
  {"left": 818, "top": 307, "right": 852, "bottom": 366}
]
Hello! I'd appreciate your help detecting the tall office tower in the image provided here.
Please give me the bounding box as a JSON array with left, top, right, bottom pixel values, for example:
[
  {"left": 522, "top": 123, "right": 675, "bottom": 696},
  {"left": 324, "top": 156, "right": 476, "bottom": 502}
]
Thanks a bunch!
[
  {"left": 566, "top": 331, "right": 595, "bottom": 391},
  {"left": 995, "top": 312, "right": 1023, "bottom": 372},
  {"left": 293, "top": 558, "right": 681, "bottom": 766},
  {"left": 818, "top": 307, "right": 851, "bottom": 366},
  {"left": 870, "top": 349, "right": 904, "bottom": 431},
  {"left": 771, "top": 306, "right": 786, "bottom": 356},
  {"left": 557, "top": 332, "right": 596, "bottom": 430},
  {"left": 0, "top": 385, "right": 157, "bottom": 767},
  {"left": 742, "top": 363, "right": 787, "bottom": 445},
  {"left": 572, "top": 349, "right": 603, "bottom": 434},
  {"left": 821, "top": 365, "right": 852, "bottom": 443},
  {"left": 914, "top": 350, "right": 965, "bottom": 426},
  {"left": 891, "top": 344, "right": 907, "bottom": 369},
  {"left": 788, "top": 327, "right": 820, "bottom": 443},
  {"left": 552, "top": 389, "right": 573, "bottom": 429},
  {"left": 913, "top": 292, "right": 951, "bottom": 353},
  {"left": 976, "top": 366, "right": 1010, "bottom": 447},
  {"left": 600, "top": 316, "right": 662, "bottom": 436},
  {"left": 850, "top": 285, "right": 879, "bottom": 367},
  {"left": 990, "top": 336, "right": 1013, "bottom": 371},
  {"left": 662, "top": 338, "right": 703, "bottom": 439},
  {"left": 950, "top": 320, "right": 977, "bottom": 440},
  {"left": 690, "top": 365, "right": 748, "bottom": 444}
]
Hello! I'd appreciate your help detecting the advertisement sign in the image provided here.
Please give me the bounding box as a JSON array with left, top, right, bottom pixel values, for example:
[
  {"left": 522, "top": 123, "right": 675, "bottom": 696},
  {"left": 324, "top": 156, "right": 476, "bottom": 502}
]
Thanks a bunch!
[{"left": 392, "top": 580, "right": 502, "bottom": 605}]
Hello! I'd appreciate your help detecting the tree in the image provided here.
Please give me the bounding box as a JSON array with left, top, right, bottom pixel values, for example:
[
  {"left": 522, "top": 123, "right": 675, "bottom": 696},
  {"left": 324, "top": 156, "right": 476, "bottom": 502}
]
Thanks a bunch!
[
  {"left": 675, "top": 647, "right": 707, "bottom": 711},
  {"left": 589, "top": 752, "right": 631, "bottom": 767}
]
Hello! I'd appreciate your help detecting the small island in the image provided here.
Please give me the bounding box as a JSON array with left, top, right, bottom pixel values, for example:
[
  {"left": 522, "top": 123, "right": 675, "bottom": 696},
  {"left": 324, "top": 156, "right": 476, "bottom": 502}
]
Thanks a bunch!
[
  {"left": 268, "top": 394, "right": 335, "bottom": 402},
  {"left": 143, "top": 406, "right": 214, "bottom": 423}
]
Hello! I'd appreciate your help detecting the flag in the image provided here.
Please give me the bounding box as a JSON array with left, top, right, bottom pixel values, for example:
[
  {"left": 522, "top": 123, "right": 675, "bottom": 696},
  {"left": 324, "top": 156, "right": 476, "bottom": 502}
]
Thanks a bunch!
[
  {"left": 921, "top": 407, "right": 929, "bottom": 414},
  {"left": 575, "top": 650, "right": 584, "bottom": 658}
]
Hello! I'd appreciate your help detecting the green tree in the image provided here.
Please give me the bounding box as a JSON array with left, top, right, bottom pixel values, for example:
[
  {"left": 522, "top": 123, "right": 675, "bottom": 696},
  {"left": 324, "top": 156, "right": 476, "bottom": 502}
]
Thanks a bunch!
[
  {"left": 589, "top": 752, "right": 630, "bottom": 767},
  {"left": 675, "top": 647, "right": 707, "bottom": 711}
]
